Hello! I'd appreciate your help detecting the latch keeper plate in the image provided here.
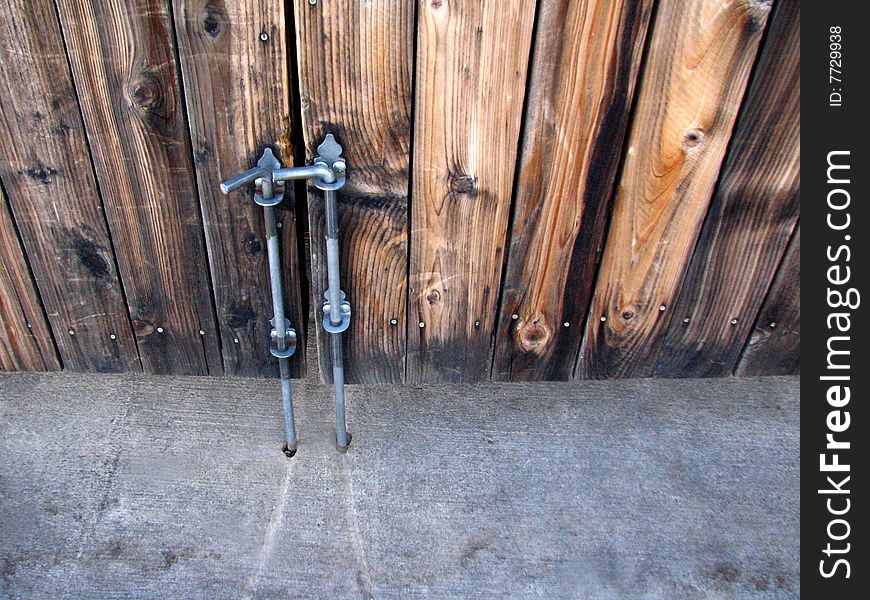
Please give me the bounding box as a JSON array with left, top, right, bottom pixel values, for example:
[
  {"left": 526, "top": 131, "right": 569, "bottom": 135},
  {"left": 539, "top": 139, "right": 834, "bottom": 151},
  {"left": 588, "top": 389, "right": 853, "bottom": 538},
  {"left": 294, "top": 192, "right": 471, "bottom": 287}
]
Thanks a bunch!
[
  {"left": 322, "top": 290, "right": 352, "bottom": 334},
  {"left": 269, "top": 317, "right": 298, "bottom": 358}
]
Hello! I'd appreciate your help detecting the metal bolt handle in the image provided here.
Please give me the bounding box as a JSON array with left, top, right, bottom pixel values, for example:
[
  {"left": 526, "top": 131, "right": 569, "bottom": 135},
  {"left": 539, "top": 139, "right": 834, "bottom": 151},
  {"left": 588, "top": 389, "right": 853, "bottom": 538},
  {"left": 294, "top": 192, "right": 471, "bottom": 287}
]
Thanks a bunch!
[{"left": 219, "top": 135, "right": 351, "bottom": 454}]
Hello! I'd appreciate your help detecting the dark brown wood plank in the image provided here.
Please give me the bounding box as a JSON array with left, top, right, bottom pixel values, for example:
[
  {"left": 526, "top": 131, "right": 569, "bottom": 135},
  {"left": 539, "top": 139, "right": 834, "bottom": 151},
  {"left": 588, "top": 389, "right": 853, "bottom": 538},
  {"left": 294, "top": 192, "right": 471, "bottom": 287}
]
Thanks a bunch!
[
  {"left": 736, "top": 226, "right": 800, "bottom": 376},
  {"left": 55, "top": 0, "right": 222, "bottom": 375},
  {"left": 173, "top": 0, "right": 305, "bottom": 377},
  {"left": 407, "top": 0, "right": 537, "bottom": 383},
  {"left": 0, "top": 188, "right": 59, "bottom": 371},
  {"left": 0, "top": 0, "right": 139, "bottom": 372},
  {"left": 493, "top": 0, "right": 654, "bottom": 381},
  {"left": 654, "top": 0, "right": 800, "bottom": 378},
  {"left": 294, "top": 0, "right": 413, "bottom": 383},
  {"left": 577, "top": 0, "right": 772, "bottom": 380}
]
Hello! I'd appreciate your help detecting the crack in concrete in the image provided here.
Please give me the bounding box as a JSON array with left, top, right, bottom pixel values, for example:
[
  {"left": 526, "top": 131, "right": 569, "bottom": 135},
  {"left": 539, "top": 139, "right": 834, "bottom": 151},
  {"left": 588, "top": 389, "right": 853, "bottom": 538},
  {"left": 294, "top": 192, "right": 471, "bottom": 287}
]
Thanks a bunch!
[
  {"left": 245, "top": 460, "right": 295, "bottom": 599},
  {"left": 341, "top": 454, "right": 375, "bottom": 600}
]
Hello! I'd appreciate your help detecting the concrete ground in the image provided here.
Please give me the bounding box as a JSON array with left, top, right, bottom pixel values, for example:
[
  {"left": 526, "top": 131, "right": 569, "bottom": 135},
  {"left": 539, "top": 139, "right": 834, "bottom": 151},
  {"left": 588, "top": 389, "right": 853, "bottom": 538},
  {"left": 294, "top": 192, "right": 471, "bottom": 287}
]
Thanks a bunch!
[{"left": 0, "top": 372, "right": 799, "bottom": 599}]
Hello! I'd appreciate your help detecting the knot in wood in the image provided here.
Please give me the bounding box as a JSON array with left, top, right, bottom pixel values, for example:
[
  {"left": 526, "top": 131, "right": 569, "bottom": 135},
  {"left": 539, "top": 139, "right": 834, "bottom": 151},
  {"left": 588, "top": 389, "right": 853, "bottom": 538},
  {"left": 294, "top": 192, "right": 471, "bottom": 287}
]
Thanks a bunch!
[
  {"left": 683, "top": 128, "right": 705, "bottom": 151},
  {"left": 517, "top": 319, "right": 551, "bottom": 353},
  {"left": 130, "top": 73, "right": 164, "bottom": 112},
  {"left": 202, "top": 5, "right": 224, "bottom": 38},
  {"left": 449, "top": 171, "right": 477, "bottom": 196},
  {"left": 131, "top": 318, "right": 156, "bottom": 337}
]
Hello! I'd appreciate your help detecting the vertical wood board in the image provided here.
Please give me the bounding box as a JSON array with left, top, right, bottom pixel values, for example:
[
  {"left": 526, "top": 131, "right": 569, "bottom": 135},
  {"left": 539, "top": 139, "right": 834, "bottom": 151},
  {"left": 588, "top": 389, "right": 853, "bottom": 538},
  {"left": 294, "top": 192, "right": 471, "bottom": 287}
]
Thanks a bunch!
[
  {"left": 294, "top": 0, "right": 414, "bottom": 383},
  {"left": 0, "top": 189, "right": 59, "bottom": 371},
  {"left": 408, "top": 0, "right": 537, "bottom": 383},
  {"left": 654, "top": 0, "right": 800, "bottom": 378},
  {"left": 0, "top": 0, "right": 139, "bottom": 372},
  {"left": 736, "top": 226, "right": 800, "bottom": 376},
  {"left": 493, "top": 0, "right": 654, "bottom": 381},
  {"left": 577, "top": 0, "right": 772, "bottom": 379},
  {"left": 174, "top": 0, "right": 305, "bottom": 377},
  {"left": 55, "top": 0, "right": 222, "bottom": 375}
]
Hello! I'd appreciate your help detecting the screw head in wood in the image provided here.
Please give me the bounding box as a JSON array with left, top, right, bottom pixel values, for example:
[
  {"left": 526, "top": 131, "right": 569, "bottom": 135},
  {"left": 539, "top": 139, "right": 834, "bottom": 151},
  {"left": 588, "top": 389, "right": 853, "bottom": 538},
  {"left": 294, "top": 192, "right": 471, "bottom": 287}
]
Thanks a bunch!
[
  {"left": 234, "top": 338, "right": 239, "bottom": 343},
  {"left": 390, "top": 319, "right": 398, "bottom": 325},
  {"left": 157, "top": 327, "right": 164, "bottom": 333},
  {"left": 563, "top": 322, "right": 570, "bottom": 327},
  {"left": 418, "top": 322, "right": 425, "bottom": 328},
  {"left": 68, "top": 329, "right": 75, "bottom": 335},
  {"left": 259, "top": 32, "right": 269, "bottom": 42},
  {"left": 770, "top": 322, "right": 776, "bottom": 328},
  {"left": 110, "top": 334, "right": 116, "bottom": 340},
  {"left": 600, "top": 316, "right": 606, "bottom": 322},
  {"left": 199, "top": 330, "right": 205, "bottom": 335},
  {"left": 659, "top": 305, "right": 666, "bottom": 312},
  {"left": 683, "top": 317, "right": 690, "bottom": 323},
  {"left": 730, "top": 319, "right": 738, "bottom": 325},
  {"left": 511, "top": 314, "right": 519, "bottom": 320}
]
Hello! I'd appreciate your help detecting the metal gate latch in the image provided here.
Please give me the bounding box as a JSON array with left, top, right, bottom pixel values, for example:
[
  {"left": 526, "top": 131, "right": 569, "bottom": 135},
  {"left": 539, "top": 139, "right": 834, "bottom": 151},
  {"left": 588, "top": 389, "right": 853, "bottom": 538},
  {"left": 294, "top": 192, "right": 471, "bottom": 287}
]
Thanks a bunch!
[{"left": 220, "top": 134, "right": 351, "bottom": 454}]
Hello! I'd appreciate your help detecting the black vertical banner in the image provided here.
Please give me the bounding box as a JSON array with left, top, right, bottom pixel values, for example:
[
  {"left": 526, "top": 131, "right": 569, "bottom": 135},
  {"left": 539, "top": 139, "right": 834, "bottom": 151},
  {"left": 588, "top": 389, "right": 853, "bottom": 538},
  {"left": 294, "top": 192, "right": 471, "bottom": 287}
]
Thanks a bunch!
[{"left": 803, "top": 2, "right": 867, "bottom": 596}]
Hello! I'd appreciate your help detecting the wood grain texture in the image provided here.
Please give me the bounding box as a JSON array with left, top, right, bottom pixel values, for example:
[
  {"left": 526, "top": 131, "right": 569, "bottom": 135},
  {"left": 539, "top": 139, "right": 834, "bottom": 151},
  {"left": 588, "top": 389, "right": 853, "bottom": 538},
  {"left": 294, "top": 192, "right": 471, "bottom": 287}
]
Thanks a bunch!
[
  {"left": 655, "top": 0, "right": 800, "bottom": 378},
  {"left": 0, "top": 189, "right": 59, "bottom": 371},
  {"left": 294, "top": 0, "right": 413, "bottom": 383},
  {"left": 577, "top": 0, "right": 772, "bottom": 380},
  {"left": 173, "top": 0, "right": 305, "bottom": 378},
  {"left": 0, "top": 0, "right": 139, "bottom": 372},
  {"left": 408, "top": 0, "right": 537, "bottom": 383},
  {"left": 736, "top": 226, "right": 799, "bottom": 376},
  {"left": 493, "top": 0, "right": 654, "bottom": 382},
  {"left": 55, "top": 0, "right": 222, "bottom": 375}
]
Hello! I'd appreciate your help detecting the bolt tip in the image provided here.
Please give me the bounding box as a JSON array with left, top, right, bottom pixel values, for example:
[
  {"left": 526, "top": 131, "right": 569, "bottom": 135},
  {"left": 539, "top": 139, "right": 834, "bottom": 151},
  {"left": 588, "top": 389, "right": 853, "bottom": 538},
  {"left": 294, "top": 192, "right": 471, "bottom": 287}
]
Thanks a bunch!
[
  {"left": 282, "top": 442, "right": 297, "bottom": 458},
  {"left": 219, "top": 182, "right": 231, "bottom": 195},
  {"left": 336, "top": 432, "right": 352, "bottom": 453}
]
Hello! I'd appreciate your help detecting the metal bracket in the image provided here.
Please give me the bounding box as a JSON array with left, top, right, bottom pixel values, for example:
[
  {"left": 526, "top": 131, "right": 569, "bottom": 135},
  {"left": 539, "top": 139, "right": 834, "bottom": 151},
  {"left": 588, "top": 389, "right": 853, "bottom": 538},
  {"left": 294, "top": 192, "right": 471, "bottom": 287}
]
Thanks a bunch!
[
  {"left": 269, "top": 317, "right": 298, "bottom": 358},
  {"left": 322, "top": 290, "right": 351, "bottom": 334},
  {"left": 220, "top": 134, "right": 351, "bottom": 454},
  {"left": 313, "top": 134, "right": 347, "bottom": 191},
  {"left": 253, "top": 148, "right": 285, "bottom": 206}
]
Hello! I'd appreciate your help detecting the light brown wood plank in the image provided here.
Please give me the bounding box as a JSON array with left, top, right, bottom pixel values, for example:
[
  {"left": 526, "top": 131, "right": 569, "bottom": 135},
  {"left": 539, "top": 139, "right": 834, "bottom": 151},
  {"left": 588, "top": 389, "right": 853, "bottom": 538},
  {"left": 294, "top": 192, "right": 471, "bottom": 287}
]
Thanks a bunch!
[
  {"left": 0, "top": 0, "right": 139, "bottom": 372},
  {"left": 736, "top": 226, "right": 800, "bottom": 376},
  {"left": 173, "top": 0, "right": 305, "bottom": 377},
  {"left": 55, "top": 0, "right": 222, "bottom": 375},
  {"left": 0, "top": 188, "right": 59, "bottom": 371},
  {"left": 655, "top": 0, "right": 800, "bottom": 378},
  {"left": 294, "top": 0, "right": 413, "bottom": 383},
  {"left": 493, "top": 0, "right": 654, "bottom": 381},
  {"left": 577, "top": 0, "right": 772, "bottom": 379},
  {"left": 408, "top": 0, "right": 537, "bottom": 383}
]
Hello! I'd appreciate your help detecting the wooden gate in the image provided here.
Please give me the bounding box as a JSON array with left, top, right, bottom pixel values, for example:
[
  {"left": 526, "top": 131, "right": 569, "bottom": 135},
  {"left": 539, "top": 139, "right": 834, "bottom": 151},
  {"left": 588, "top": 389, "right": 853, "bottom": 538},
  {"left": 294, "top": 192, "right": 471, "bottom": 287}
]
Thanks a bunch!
[{"left": 0, "top": 0, "right": 799, "bottom": 383}]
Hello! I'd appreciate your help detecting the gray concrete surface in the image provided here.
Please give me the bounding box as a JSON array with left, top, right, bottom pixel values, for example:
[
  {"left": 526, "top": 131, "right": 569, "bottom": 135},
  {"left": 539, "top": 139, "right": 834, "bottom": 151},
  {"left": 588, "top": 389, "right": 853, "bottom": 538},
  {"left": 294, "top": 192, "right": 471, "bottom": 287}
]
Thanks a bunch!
[{"left": 0, "top": 372, "right": 799, "bottom": 599}]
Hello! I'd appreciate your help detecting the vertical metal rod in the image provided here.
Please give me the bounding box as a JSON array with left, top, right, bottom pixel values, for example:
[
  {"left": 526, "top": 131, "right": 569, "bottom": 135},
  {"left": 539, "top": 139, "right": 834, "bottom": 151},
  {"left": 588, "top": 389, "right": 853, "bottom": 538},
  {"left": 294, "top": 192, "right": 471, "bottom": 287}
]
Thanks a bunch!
[
  {"left": 331, "top": 333, "right": 348, "bottom": 449},
  {"left": 264, "top": 192, "right": 297, "bottom": 453},
  {"left": 323, "top": 189, "right": 348, "bottom": 448},
  {"left": 324, "top": 190, "right": 342, "bottom": 325}
]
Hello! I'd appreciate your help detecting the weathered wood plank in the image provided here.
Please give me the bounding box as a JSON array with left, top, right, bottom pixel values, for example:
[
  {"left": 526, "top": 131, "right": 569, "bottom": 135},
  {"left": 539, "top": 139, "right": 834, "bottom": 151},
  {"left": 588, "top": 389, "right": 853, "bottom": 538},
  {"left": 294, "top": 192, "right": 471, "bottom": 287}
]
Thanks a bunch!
[
  {"left": 294, "top": 0, "right": 413, "bottom": 383},
  {"left": 736, "top": 226, "right": 800, "bottom": 376},
  {"left": 173, "top": 0, "right": 305, "bottom": 377},
  {"left": 577, "top": 0, "right": 772, "bottom": 379},
  {"left": 493, "top": 0, "right": 654, "bottom": 381},
  {"left": 408, "top": 0, "right": 537, "bottom": 383},
  {"left": 0, "top": 0, "right": 139, "bottom": 372},
  {"left": 0, "top": 188, "right": 59, "bottom": 371},
  {"left": 55, "top": 0, "right": 222, "bottom": 375},
  {"left": 655, "top": 0, "right": 800, "bottom": 378}
]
